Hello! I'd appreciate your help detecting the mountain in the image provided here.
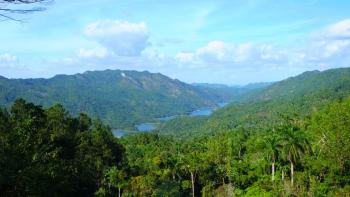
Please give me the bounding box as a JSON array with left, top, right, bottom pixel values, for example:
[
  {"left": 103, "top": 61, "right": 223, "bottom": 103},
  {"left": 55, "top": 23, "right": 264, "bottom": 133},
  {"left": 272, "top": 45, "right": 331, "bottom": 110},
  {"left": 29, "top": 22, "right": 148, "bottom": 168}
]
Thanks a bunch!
[
  {"left": 208, "top": 67, "right": 350, "bottom": 130},
  {"left": 0, "top": 69, "right": 233, "bottom": 129},
  {"left": 158, "top": 67, "right": 350, "bottom": 136},
  {"left": 239, "top": 69, "right": 350, "bottom": 102}
]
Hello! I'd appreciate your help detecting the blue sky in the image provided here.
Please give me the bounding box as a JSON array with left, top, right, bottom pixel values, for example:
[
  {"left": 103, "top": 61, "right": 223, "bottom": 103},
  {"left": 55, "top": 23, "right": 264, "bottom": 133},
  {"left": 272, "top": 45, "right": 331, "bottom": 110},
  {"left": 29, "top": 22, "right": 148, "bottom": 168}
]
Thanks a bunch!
[{"left": 1, "top": 0, "right": 350, "bottom": 84}]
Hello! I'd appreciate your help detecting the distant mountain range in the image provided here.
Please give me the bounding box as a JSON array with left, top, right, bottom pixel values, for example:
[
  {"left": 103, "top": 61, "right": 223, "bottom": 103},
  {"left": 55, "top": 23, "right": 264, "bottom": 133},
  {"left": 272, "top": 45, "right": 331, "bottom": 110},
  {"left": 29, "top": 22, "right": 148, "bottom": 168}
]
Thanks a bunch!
[
  {"left": 0, "top": 69, "right": 264, "bottom": 129},
  {"left": 192, "top": 82, "right": 272, "bottom": 102}
]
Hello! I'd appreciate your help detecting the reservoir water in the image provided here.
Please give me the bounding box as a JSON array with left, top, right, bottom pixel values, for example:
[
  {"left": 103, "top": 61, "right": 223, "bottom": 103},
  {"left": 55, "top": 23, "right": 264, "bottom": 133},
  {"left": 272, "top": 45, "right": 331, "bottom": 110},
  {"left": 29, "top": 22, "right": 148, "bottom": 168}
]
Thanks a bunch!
[
  {"left": 112, "top": 102, "right": 227, "bottom": 138},
  {"left": 136, "top": 123, "right": 157, "bottom": 132}
]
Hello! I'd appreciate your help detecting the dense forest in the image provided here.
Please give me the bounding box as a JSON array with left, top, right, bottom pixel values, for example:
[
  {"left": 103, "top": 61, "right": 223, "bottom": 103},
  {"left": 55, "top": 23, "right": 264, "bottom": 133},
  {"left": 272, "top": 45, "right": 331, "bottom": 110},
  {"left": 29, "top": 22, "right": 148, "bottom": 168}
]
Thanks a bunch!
[
  {"left": 2, "top": 0, "right": 350, "bottom": 196},
  {"left": 1, "top": 67, "right": 350, "bottom": 196},
  {"left": 0, "top": 70, "right": 251, "bottom": 129},
  {"left": 1, "top": 97, "right": 350, "bottom": 196}
]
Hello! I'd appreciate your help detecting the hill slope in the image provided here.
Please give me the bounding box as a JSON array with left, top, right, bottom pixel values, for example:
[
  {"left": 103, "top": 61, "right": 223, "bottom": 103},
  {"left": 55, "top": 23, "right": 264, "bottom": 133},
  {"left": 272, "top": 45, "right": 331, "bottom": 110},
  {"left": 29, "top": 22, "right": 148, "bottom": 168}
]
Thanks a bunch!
[
  {"left": 241, "top": 68, "right": 350, "bottom": 102},
  {"left": 209, "top": 67, "right": 350, "bottom": 130},
  {"left": 157, "top": 67, "right": 350, "bottom": 137},
  {"left": 0, "top": 69, "right": 232, "bottom": 129}
]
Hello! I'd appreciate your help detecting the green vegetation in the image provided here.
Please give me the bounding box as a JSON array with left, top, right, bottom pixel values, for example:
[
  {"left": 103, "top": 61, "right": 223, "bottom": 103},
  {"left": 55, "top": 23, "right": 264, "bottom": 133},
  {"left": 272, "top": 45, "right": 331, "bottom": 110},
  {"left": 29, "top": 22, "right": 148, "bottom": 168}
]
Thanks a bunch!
[
  {"left": 0, "top": 99, "right": 125, "bottom": 196},
  {"left": 2, "top": 67, "right": 350, "bottom": 196},
  {"left": 207, "top": 67, "right": 350, "bottom": 131},
  {"left": 118, "top": 98, "right": 350, "bottom": 196},
  {"left": 0, "top": 70, "right": 235, "bottom": 129},
  {"left": 3, "top": 98, "right": 350, "bottom": 196}
]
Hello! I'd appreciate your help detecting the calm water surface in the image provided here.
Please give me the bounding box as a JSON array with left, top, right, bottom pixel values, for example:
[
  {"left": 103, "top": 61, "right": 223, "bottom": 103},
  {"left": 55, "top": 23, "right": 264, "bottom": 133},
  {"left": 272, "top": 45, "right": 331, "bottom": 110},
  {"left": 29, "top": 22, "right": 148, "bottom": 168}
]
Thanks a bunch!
[{"left": 113, "top": 102, "right": 228, "bottom": 138}]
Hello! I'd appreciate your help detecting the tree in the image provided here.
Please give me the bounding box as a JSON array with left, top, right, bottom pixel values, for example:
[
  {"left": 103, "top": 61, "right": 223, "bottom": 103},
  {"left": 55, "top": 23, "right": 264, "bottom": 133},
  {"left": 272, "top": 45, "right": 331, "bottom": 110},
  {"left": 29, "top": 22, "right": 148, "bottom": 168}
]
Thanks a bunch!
[
  {"left": 104, "top": 166, "right": 128, "bottom": 197},
  {"left": 0, "top": 0, "right": 52, "bottom": 21},
  {"left": 279, "top": 124, "right": 310, "bottom": 186},
  {"left": 179, "top": 141, "right": 205, "bottom": 197},
  {"left": 308, "top": 99, "right": 350, "bottom": 187},
  {"left": 260, "top": 131, "right": 282, "bottom": 181},
  {"left": 0, "top": 99, "right": 127, "bottom": 196}
]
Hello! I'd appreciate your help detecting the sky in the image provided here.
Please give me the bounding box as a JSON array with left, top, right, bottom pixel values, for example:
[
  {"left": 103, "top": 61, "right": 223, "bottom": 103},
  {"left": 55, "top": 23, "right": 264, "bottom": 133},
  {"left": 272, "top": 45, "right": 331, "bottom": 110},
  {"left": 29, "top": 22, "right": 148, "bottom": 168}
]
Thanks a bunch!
[{"left": 1, "top": 0, "right": 350, "bottom": 85}]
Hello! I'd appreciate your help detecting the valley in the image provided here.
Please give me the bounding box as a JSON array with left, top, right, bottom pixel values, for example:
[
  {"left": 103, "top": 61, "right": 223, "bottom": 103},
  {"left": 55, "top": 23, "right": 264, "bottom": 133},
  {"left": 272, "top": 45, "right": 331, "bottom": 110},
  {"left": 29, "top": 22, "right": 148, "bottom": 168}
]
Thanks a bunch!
[
  {"left": 3, "top": 66, "right": 350, "bottom": 196},
  {"left": 2, "top": 1, "right": 350, "bottom": 196},
  {"left": 112, "top": 101, "right": 228, "bottom": 137}
]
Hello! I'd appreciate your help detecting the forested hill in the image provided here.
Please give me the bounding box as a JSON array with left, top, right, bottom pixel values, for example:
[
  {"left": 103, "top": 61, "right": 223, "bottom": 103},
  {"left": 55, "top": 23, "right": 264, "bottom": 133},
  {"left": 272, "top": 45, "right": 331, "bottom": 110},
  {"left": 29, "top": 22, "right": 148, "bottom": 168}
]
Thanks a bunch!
[
  {"left": 240, "top": 67, "right": 350, "bottom": 102},
  {"left": 0, "top": 69, "right": 233, "bottom": 129},
  {"left": 208, "top": 67, "right": 350, "bottom": 130}
]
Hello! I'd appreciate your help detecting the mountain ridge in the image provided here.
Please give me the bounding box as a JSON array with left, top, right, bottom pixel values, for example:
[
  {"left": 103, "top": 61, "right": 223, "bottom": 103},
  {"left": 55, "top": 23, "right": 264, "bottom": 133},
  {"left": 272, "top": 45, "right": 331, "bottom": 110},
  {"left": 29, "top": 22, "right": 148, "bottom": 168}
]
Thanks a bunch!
[{"left": 0, "top": 69, "right": 236, "bottom": 129}]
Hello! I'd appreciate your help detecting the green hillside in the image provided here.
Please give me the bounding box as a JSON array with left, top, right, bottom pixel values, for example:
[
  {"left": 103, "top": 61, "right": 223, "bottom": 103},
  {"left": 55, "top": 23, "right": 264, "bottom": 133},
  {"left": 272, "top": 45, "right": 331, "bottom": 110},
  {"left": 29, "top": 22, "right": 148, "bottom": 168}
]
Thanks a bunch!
[
  {"left": 158, "top": 67, "right": 350, "bottom": 135},
  {"left": 0, "top": 70, "right": 233, "bottom": 129},
  {"left": 241, "top": 68, "right": 350, "bottom": 102},
  {"left": 208, "top": 67, "right": 350, "bottom": 130}
]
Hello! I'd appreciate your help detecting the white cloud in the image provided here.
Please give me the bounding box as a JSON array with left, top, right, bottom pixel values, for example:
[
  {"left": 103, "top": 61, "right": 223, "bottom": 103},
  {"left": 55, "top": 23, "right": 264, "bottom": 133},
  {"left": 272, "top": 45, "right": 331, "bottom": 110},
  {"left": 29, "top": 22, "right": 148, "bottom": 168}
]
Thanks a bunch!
[
  {"left": 195, "top": 41, "right": 286, "bottom": 66},
  {"left": 196, "top": 41, "right": 229, "bottom": 62},
  {"left": 306, "top": 19, "right": 350, "bottom": 63},
  {"left": 320, "top": 19, "right": 350, "bottom": 40},
  {"left": 189, "top": 19, "right": 350, "bottom": 74},
  {"left": 84, "top": 20, "right": 150, "bottom": 56},
  {"left": 0, "top": 53, "right": 16, "bottom": 62},
  {"left": 6, "top": 18, "right": 350, "bottom": 84},
  {"left": 78, "top": 47, "right": 109, "bottom": 58}
]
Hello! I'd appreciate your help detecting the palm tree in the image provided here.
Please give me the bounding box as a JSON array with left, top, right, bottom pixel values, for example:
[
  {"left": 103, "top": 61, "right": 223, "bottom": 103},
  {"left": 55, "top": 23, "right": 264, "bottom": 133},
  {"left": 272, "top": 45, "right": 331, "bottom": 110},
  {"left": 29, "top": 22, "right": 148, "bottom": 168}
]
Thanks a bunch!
[
  {"left": 105, "top": 166, "right": 127, "bottom": 197},
  {"left": 280, "top": 125, "right": 310, "bottom": 186},
  {"left": 262, "top": 131, "right": 282, "bottom": 181}
]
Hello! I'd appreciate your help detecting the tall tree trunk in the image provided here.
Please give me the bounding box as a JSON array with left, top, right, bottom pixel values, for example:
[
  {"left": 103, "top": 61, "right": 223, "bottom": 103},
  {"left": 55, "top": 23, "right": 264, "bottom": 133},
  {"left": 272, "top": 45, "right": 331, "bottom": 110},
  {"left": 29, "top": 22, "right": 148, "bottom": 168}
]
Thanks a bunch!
[
  {"left": 272, "top": 161, "right": 275, "bottom": 181},
  {"left": 118, "top": 187, "right": 121, "bottom": 197},
  {"left": 282, "top": 169, "right": 284, "bottom": 181},
  {"left": 290, "top": 161, "right": 294, "bottom": 187},
  {"left": 191, "top": 172, "right": 195, "bottom": 197}
]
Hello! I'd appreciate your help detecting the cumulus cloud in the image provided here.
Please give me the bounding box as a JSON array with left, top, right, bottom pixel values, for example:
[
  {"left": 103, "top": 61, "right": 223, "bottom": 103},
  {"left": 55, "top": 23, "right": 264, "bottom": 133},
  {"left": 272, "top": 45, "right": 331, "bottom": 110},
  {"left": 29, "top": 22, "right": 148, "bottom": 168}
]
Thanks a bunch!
[
  {"left": 305, "top": 19, "right": 350, "bottom": 65},
  {"left": 194, "top": 41, "right": 287, "bottom": 66},
  {"left": 318, "top": 19, "right": 350, "bottom": 40},
  {"left": 43, "top": 18, "right": 350, "bottom": 84},
  {"left": 183, "top": 19, "right": 350, "bottom": 74},
  {"left": 84, "top": 20, "right": 150, "bottom": 56},
  {"left": 8, "top": 18, "right": 350, "bottom": 84},
  {"left": 196, "top": 41, "right": 228, "bottom": 62}
]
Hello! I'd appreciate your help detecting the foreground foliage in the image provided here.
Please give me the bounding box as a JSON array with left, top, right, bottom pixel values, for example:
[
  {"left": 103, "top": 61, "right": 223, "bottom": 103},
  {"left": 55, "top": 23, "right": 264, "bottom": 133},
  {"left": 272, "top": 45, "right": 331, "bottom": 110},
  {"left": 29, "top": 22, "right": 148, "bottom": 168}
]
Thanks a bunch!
[
  {"left": 1, "top": 97, "right": 350, "bottom": 196},
  {"left": 119, "top": 98, "right": 350, "bottom": 196},
  {"left": 0, "top": 99, "right": 125, "bottom": 196}
]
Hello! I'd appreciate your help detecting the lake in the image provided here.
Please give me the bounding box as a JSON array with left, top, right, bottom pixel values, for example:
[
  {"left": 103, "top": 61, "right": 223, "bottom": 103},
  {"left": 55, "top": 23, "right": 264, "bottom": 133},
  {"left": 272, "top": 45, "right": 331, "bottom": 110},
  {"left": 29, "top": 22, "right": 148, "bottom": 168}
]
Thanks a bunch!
[
  {"left": 135, "top": 123, "right": 157, "bottom": 131},
  {"left": 112, "top": 102, "right": 227, "bottom": 138},
  {"left": 190, "top": 107, "right": 213, "bottom": 116},
  {"left": 112, "top": 123, "right": 156, "bottom": 138}
]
